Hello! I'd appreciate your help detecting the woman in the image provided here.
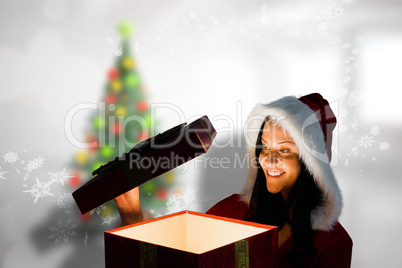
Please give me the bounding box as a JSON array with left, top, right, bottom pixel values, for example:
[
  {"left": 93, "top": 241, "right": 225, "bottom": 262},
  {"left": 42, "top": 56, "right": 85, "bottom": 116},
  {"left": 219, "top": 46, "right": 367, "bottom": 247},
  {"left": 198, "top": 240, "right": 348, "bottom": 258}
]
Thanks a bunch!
[{"left": 115, "top": 93, "right": 353, "bottom": 267}]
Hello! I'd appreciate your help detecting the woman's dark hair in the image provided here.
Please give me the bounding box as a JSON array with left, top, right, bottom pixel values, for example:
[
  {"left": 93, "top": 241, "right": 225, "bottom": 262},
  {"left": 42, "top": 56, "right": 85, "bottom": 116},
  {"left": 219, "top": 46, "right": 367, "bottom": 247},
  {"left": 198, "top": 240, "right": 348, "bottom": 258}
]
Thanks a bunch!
[{"left": 245, "top": 117, "right": 323, "bottom": 266}]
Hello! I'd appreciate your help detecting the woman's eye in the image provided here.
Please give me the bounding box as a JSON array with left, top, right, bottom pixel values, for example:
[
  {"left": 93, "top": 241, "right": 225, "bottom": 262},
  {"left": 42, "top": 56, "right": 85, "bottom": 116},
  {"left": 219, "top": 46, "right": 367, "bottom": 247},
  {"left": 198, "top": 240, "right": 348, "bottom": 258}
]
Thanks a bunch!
[
  {"left": 280, "top": 149, "right": 290, "bottom": 153},
  {"left": 263, "top": 146, "right": 270, "bottom": 150}
]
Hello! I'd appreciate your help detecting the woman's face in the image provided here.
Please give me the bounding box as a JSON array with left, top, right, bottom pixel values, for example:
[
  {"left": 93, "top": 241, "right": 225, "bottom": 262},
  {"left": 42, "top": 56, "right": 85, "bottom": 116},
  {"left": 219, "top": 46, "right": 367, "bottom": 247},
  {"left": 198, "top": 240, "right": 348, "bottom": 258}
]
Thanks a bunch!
[{"left": 258, "top": 120, "right": 301, "bottom": 200}]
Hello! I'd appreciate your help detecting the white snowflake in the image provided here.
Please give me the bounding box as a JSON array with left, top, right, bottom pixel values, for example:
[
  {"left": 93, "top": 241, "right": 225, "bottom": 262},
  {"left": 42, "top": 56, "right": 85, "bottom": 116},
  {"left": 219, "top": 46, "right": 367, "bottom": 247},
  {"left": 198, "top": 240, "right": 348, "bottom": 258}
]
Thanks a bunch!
[
  {"left": 3, "top": 151, "right": 19, "bottom": 164},
  {"left": 350, "top": 118, "right": 359, "bottom": 132},
  {"left": 370, "top": 125, "right": 381, "bottom": 136},
  {"left": 57, "top": 193, "right": 74, "bottom": 209},
  {"left": 24, "top": 156, "right": 46, "bottom": 172},
  {"left": 378, "top": 142, "right": 390, "bottom": 151},
  {"left": 344, "top": 159, "right": 349, "bottom": 167},
  {"left": 0, "top": 167, "right": 8, "bottom": 180},
  {"left": 49, "top": 168, "right": 71, "bottom": 186},
  {"left": 23, "top": 178, "right": 54, "bottom": 204},
  {"left": 286, "top": 26, "right": 300, "bottom": 38},
  {"left": 183, "top": 185, "right": 197, "bottom": 204},
  {"left": 358, "top": 135, "right": 374, "bottom": 148},
  {"left": 166, "top": 185, "right": 198, "bottom": 214},
  {"left": 90, "top": 204, "right": 107, "bottom": 215},
  {"left": 101, "top": 214, "right": 116, "bottom": 225},
  {"left": 347, "top": 91, "right": 360, "bottom": 107},
  {"left": 351, "top": 146, "right": 359, "bottom": 156},
  {"left": 48, "top": 219, "right": 77, "bottom": 244},
  {"left": 328, "top": 35, "right": 341, "bottom": 45},
  {"left": 115, "top": 46, "right": 123, "bottom": 56}
]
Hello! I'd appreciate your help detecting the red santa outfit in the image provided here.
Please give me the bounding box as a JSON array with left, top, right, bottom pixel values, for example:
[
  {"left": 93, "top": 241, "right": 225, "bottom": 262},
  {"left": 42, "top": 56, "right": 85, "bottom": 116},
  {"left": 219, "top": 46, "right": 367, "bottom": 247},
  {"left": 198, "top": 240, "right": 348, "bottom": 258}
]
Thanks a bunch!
[{"left": 206, "top": 93, "right": 353, "bottom": 267}]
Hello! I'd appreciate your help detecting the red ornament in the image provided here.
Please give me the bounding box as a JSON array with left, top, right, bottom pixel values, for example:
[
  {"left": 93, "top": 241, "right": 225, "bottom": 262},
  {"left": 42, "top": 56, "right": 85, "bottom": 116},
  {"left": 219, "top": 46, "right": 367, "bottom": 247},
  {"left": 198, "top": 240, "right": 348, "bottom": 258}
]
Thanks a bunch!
[
  {"left": 157, "top": 188, "right": 168, "bottom": 200},
  {"left": 107, "top": 69, "right": 119, "bottom": 80},
  {"left": 106, "top": 94, "right": 117, "bottom": 104},
  {"left": 112, "top": 122, "right": 123, "bottom": 135},
  {"left": 69, "top": 171, "right": 81, "bottom": 188},
  {"left": 137, "top": 131, "right": 149, "bottom": 141},
  {"left": 87, "top": 136, "right": 98, "bottom": 151},
  {"left": 80, "top": 212, "right": 92, "bottom": 222},
  {"left": 136, "top": 100, "right": 148, "bottom": 113}
]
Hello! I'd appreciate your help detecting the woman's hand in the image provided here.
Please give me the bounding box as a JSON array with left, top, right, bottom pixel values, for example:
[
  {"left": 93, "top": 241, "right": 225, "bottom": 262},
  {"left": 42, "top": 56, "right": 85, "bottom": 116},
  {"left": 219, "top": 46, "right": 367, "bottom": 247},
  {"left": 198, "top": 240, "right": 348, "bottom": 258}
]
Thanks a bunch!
[{"left": 114, "top": 186, "right": 150, "bottom": 226}]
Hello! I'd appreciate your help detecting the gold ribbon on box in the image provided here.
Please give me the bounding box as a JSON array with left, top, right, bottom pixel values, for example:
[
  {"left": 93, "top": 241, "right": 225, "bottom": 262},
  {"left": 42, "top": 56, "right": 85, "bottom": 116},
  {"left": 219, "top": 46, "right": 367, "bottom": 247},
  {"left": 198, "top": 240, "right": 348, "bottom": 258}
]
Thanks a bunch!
[
  {"left": 140, "top": 242, "right": 156, "bottom": 268},
  {"left": 235, "top": 239, "right": 249, "bottom": 268}
]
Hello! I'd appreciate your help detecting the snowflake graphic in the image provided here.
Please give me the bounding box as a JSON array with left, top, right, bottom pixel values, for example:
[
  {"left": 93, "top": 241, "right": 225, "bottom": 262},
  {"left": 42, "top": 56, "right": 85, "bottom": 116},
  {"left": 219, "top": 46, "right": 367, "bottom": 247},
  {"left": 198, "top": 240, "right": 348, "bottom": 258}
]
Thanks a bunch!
[
  {"left": 350, "top": 118, "right": 359, "bottom": 132},
  {"left": 115, "top": 46, "right": 123, "bottom": 56},
  {"left": 286, "top": 26, "right": 300, "bottom": 38},
  {"left": 0, "top": 167, "right": 8, "bottom": 180},
  {"left": 101, "top": 214, "right": 116, "bottom": 225},
  {"left": 48, "top": 219, "right": 77, "bottom": 244},
  {"left": 347, "top": 91, "right": 360, "bottom": 107},
  {"left": 90, "top": 204, "right": 107, "bottom": 215},
  {"left": 344, "top": 159, "right": 350, "bottom": 167},
  {"left": 358, "top": 135, "right": 374, "bottom": 148},
  {"left": 378, "top": 142, "right": 390, "bottom": 151},
  {"left": 49, "top": 168, "right": 71, "bottom": 186},
  {"left": 370, "top": 125, "right": 381, "bottom": 136},
  {"left": 3, "top": 151, "right": 19, "bottom": 164},
  {"left": 24, "top": 156, "right": 46, "bottom": 172},
  {"left": 351, "top": 146, "right": 359, "bottom": 156},
  {"left": 57, "top": 193, "right": 74, "bottom": 209},
  {"left": 23, "top": 178, "right": 54, "bottom": 204},
  {"left": 166, "top": 185, "right": 198, "bottom": 214}
]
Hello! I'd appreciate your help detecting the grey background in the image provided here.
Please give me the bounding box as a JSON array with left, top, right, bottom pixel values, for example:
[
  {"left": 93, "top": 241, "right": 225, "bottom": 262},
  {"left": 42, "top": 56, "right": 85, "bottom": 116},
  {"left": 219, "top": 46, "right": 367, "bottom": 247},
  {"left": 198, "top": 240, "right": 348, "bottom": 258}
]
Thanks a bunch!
[{"left": 1, "top": 0, "right": 402, "bottom": 267}]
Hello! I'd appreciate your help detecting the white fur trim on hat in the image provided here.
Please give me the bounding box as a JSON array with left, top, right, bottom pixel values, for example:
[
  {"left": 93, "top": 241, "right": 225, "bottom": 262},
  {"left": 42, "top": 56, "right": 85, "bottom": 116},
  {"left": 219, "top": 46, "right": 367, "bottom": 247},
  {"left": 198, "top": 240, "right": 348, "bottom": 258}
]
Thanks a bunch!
[{"left": 241, "top": 96, "right": 342, "bottom": 231}]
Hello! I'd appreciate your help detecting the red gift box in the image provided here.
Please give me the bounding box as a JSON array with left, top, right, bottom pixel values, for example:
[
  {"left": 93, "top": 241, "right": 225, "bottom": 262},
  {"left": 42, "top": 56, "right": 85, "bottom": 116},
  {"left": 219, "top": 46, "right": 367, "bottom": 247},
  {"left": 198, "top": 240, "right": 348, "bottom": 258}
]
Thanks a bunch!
[
  {"left": 105, "top": 211, "right": 278, "bottom": 267},
  {"left": 73, "top": 116, "right": 216, "bottom": 214}
]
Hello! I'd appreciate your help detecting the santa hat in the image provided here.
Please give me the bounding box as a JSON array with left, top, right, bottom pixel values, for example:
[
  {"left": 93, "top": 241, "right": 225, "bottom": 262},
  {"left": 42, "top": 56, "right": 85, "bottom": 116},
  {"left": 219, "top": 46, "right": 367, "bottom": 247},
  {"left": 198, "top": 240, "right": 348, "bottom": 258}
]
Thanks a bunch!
[{"left": 241, "top": 93, "right": 342, "bottom": 231}]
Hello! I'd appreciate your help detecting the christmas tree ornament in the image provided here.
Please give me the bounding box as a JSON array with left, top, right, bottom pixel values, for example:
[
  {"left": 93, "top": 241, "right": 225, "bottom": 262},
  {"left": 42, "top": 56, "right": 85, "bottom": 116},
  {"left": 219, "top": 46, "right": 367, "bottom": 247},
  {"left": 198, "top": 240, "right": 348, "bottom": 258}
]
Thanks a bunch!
[
  {"left": 75, "top": 151, "right": 88, "bottom": 165},
  {"left": 164, "top": 171, "right": 176, "bottom": 184},
  {"left": 118, "top": 22, "right": 134, "bottom": 39},
  {"left": 115, "top": 106, "right": 127, "bottom": 116},
  {"left": 143, "top": 181, "right": 156, "bottom": 194},
  {"left": 92, "top": 161, "right": 104, "bottom": 172},
  {"left": 156, "top": 188, "right": 168, "bottom": 200},
  {"left": 122, "top": 58, "right": 134, "bottom": 69},
  {"left": 100, "top": 146, "right": 114, "bottom": 159},
  {"left": 111, "top": 79, "right": 122, "bottom": 92},
  {"left": 136, "top": 100, "right": 148, "bottom": 113},
  {"left": 105, "top": 94, "right": 117, "bottom": 104},
  {"left": 126, "top": 73, "right": 139, "bottom": 87},
  {"left": 111, "top": 122, "right": 123, "bottom": 135},
  {"left": 137, "top": 131, "right": 149, "bottom": 141},
  {"left": 69, "top": 171, "right": 82, "bottom": 188},
  {"left": 107, "top": 69, "right": 119, "bottom": 80},
  {"left": 94, "top": 116, "right": 105, "bottom": 129}
]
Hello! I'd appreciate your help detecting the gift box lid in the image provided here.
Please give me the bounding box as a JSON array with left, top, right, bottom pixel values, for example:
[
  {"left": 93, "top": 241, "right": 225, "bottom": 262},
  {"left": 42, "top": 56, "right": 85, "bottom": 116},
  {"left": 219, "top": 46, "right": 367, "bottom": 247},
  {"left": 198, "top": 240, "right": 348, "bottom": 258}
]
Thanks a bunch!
[{"left": 72, "top": 116, "right": 216, "bottom": 214}]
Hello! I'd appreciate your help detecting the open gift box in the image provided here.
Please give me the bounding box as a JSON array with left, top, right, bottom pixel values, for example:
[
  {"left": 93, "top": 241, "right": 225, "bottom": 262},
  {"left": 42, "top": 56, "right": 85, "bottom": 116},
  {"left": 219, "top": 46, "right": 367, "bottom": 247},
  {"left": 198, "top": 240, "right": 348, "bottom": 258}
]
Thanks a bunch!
[{"left": 105, "top": 211, "right": 278, "bottom": 267}]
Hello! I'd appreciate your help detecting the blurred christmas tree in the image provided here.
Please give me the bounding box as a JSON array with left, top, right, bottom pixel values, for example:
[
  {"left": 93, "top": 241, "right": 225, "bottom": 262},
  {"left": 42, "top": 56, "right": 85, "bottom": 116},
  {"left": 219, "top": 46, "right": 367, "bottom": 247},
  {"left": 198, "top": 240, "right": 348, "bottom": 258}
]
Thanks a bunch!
[{"left": 68, "top": 22, "right": 176, "bottom": 226}]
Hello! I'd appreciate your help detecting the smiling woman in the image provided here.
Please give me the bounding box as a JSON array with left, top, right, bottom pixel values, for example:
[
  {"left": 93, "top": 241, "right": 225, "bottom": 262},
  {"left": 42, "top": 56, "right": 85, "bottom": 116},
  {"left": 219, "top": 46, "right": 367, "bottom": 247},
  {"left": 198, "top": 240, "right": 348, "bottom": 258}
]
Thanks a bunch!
[{"left": 207, "top": 93, "right": 353, "bottom": 267}]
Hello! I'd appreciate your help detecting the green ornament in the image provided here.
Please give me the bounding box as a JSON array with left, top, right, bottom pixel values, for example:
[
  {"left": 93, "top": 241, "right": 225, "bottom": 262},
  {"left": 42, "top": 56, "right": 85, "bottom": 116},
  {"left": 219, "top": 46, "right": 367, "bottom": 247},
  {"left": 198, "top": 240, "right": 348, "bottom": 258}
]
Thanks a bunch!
[
  {"left": 94, "top": 116, "right": 105, "bottom": 129},
  {"left": 144, "top": 115, "right": 152, "bottom": 128},
  {"left": 118, "top": 22, "right": 134, "bottom": 39},
  {"left": 142, "top": 181, "right": 156, "bottom": 193},
  {"left": 101, "top": 146, "right": 114, "bottom": 159},
  {"left": 126, "top": 73, "right": 139, "bottom": 87},
  {"left": 93, "top": 161, "right": 104, "bottom": 171}
]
